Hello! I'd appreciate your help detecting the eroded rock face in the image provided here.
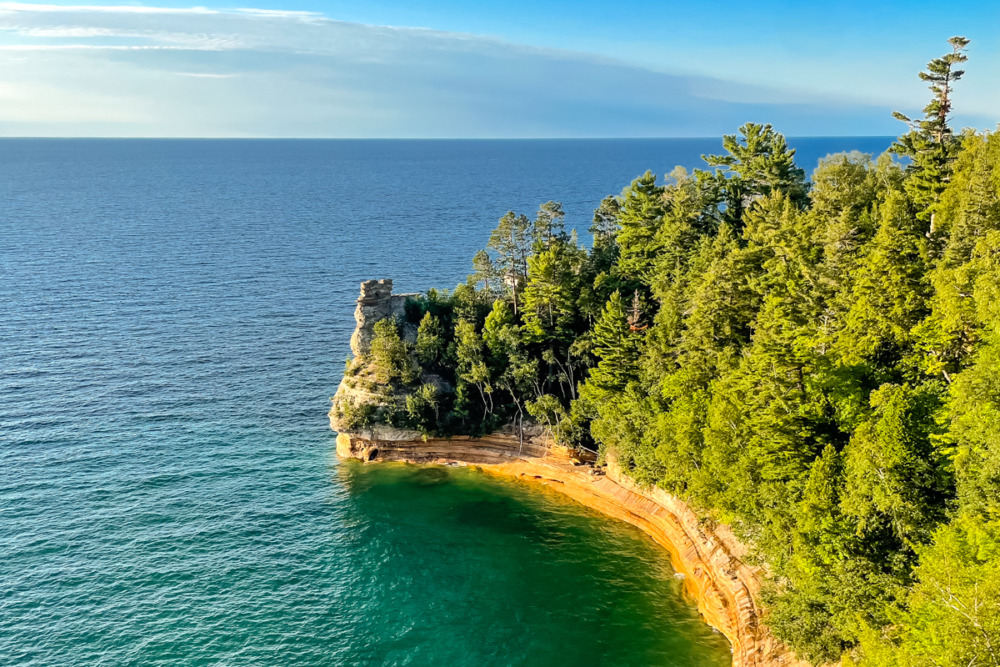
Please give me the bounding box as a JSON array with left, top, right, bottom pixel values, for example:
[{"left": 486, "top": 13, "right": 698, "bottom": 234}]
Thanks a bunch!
[
  {"left": 349, "top": 279, "right": 419, "bottom": 357},
  {"left": 331, "top": 279, "right": 426, "bottom": 435},
  {"left": 328, "top": 376, "right": 404, "bottom": 433}
]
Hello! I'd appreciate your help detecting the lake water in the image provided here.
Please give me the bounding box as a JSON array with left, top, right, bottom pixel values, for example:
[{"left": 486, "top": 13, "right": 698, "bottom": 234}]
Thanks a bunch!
[{"left": 1, "top": 137, "right": 892, "bottom": 666}]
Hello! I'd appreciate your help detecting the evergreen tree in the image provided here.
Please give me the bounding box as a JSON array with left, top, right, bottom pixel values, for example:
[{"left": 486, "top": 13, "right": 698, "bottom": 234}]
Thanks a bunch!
[
  {"left": 487, "top": 211, "right": 533, "bottom": 313},
  {"left": 679, "top": 224, "right": 762, "bottom": 376},
  {"left": 809, "top": 152, "right": 901, "bottom": 320},
  {"left": 369, "top": 319, "right": 416, "bottom": 386},
  {"left": 532, "top": 200, "right": 568, "bottom": 248},
  {"left": 615, "top": 171, "right": 665, "bottom": 280},
  {"left": 522, "top": 239, "right": 582, "bottom": 346},
  {"left": 841, "top": 383, "right": 949, "bottom": 544},
  {"left": 840, "top": 191, "right": 930, "bottom": 373},
  {"left": 588, "top": 195, "right": 623, "bottom": 286},
  {"left": 590, "top": 195, "right": 621, "bottom": 250},
  {"left": 406, "top": 383, "right": 441, "bottom": 433},
  {"left": 471, "top": 249, "right": 499, "bottom": 296},
  {"left": 795, "top": 445, "right": 848, "bottom": 566},
  {"left": 892, "top": 37, "right": 970, "bottom": 228},
  {"left": 914, "top": 134, "right": 1000, "bottom": 381},
  {"left": 585, "top": 290, "right": 642, "bottom": 393},
  {"left": 453, "top": 319, "right": 493, "bottom": 417},
  {"left": 700, "top": 122, "right": 809, "bottom": 226},
  {"left": 415, "top": 311, "right": 446, "bottom": 367},
  {"left": 890, "top": 517, "right": 1000, "bottom": 667},
  {"left": 482, "top": 300, "right": 539, "bottom": 439}
]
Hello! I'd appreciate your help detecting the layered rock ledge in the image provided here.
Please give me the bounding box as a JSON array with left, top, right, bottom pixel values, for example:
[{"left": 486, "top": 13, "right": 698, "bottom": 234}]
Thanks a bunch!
[{"left": 334, "top": 429, "right": 808, "bottom": 667}]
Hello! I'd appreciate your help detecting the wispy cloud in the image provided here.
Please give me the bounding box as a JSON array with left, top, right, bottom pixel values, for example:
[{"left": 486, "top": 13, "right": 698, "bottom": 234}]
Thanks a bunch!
[
  {"left": 0, "top": 43, "right": 222, "bottom": 49},
  {"left": 0, "top": 2, "right": 925, "bottom": 137},
  {"left": 234, "top": 8, "right": 323, "bottom": 20},
  {"left": 19, "top": 26, "right": 119, "bottom": 36},
  {"left": 0, "top": 2, "right": 217, "bottom": 14},
  {"left": 172, "top": 71, "right": 237, "bottom": 78}
]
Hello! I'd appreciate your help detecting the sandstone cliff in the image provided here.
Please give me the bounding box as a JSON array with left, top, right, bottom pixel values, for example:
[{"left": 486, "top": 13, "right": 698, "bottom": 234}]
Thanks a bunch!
[
  {"left": 330, "top": 279, "right": 426, "bottom": 435},
  {"left": 348, "top": 279, "right": 419, "bottom": 357}
]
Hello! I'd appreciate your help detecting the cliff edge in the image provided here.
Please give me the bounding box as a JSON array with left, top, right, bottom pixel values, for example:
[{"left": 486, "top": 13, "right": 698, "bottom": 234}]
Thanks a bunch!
[
  {"left": 330, "top": 279, "right": 427, "bottom": 437},
  {"left": 330, "top": 280, "right": 808, "bottom": 667}
]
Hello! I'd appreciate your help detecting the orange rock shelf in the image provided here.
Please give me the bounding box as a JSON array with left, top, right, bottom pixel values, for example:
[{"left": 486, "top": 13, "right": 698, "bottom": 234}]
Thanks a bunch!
[{"left": 336, "top": 431, "right": 808, "bottom": 667}]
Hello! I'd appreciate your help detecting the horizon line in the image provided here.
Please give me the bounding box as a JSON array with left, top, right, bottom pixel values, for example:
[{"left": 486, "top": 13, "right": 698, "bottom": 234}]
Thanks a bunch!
[{"left": 0, "top": 135, "right": 899, "bottom": 140}]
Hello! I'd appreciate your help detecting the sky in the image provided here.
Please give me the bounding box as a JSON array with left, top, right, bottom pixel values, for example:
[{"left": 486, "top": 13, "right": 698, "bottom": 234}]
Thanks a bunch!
[{"left": 0, "top": 0, "right": 996, "bottom": 137}]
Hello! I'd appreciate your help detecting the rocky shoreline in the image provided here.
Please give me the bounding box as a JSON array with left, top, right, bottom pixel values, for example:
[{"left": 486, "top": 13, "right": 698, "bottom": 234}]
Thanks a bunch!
[{"left": 334, "top": 429, "right": 808, "bottom": 667}]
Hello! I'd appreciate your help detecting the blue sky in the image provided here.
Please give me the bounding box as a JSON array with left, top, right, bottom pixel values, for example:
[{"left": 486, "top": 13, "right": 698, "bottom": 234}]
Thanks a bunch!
[{"left": 0, "top": 0, "right": 996, "bottom": 137}]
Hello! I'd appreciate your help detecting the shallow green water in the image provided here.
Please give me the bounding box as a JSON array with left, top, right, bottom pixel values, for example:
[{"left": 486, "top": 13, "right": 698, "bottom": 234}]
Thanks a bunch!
[{"left": 336, "top": 461, "right": 732, "bottom": 666}]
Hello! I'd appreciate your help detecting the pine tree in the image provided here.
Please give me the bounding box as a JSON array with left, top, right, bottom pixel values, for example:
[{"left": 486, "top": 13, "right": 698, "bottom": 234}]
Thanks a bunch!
[
  {"left": 487, "top": 211, "right": 533, "bottom": 313},
  {"left": 453, "top": 319, "right": 493, "bottom": 416},
  {"left": 795, "top": 445, "right": 848, "bottom": 565},
  {"left": 809, "top": 152, "right": 901, "bottom": 315},
  {"left": 890, "top": 516, "right": 1000, "bottom": 667},
  {"left": 471, "top": 249, "right": 498, "bottom": 296},
  {"left": 415, "top": 311, "right": 445, "bottom": 366},
  {"left": 840, "top": 191, "right": 930, "bottom": 372},
  {"left": 590, "top": 195, "right": 621, "bottom": 249},
  {"left": 680, "top": 224, "right": 762, "bottom": 375},
  {"left": 406, "top": 383, "right": 441, "bottom": 433},
  {"left": 892, "top": 37, "right": 970, "bottom": 228},
  {"left": 615, "top": 171, "right": 665, "bottom": 280},
  {"left": 482, "top": 300, "right": 539, "bottom": 441},
  {"left": 369, "top": 319, "right": 416, "bottom": 386},
  {"left": 700, "top": 122, "right": 809, "bottom": 226},
  {"left": 586, "top": 290, "right": 642, "bottom": 392},
  {"left": 522, "top": 240, "right": 581, "bottom": 346},
  {"left": 841, "top": 383, "right": 949, "bottom": 545},
  {"left": 532, "top": 200, "right": 567, "bottom": 249}
]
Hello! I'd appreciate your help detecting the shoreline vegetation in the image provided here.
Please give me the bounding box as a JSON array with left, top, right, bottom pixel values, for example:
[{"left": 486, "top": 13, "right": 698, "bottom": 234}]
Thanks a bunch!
[{"left": 332, "top": 38, "right": 1000, "bottom": 667}]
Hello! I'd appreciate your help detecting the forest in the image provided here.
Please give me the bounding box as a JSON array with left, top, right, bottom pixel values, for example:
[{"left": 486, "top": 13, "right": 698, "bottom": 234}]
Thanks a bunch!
[{"left": 333, "top": 37, "right": 1000, "bottom": 666}]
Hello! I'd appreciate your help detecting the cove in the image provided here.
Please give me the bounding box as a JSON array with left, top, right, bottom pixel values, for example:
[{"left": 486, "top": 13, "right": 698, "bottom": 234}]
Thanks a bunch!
[{"left": 336, "top": 459, "right": 733, "bottom": 666}]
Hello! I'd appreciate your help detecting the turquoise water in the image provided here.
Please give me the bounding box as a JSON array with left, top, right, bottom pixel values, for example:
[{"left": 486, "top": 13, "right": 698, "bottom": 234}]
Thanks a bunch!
[
  {"left": 1, "top": 138, "right": 893, "bottom": 665},
  {"left": 334, "top": 462, "right": 732, "bottom": 665}
]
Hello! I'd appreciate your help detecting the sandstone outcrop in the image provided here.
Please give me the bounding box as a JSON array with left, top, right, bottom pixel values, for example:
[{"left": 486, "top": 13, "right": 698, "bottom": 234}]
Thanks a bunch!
[
  {"left": 330, "top": 280, "right": 427, "bottom": 433},
  {"left": 349, "top": 279, "right": 419, "bottom": 357}
]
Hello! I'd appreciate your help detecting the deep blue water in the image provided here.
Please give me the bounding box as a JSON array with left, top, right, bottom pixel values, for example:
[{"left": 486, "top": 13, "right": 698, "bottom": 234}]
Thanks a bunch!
[{"left": 1, "top": 138, "right": 893, "bottom": 666}]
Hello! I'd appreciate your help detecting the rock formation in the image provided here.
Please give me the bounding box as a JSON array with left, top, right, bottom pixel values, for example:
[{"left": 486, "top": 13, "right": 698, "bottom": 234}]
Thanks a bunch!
[
  {"left": 330, "top": 280, "right": 431, "bottom": 437},
  {"left": 349, "top": 279, "right": 419, "bottom": 357}
]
